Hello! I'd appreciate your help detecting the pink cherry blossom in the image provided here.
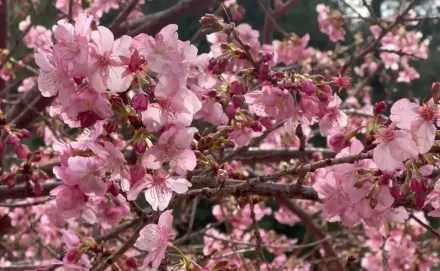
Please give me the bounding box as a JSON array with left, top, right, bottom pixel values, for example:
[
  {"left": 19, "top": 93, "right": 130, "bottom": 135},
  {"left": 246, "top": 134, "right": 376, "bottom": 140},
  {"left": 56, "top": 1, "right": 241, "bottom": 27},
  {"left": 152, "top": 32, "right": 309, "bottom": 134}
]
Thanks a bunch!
[
  {"left": 88, "top": 26, "right": 133, "bottom": 92},
  {"left": 373, "top": 126, "right": 418, "bottom": 172},
  {"left": 135, "top": 210, "right": 175, "bottom": 268},
  {"left": 53, "top": 13, "right": 93, "bottom": 64},
  {"left": 319, "top": 94, "right": 347, "bottom": 136},
  {"left": 142, "top": 126, "right": 197, "bottom": 175},
  {"left": 391, "top": 98, "right": 440, "bottom": 153},
  {"left": 127, "top": 170, "right": 191, "bottom": 211},
  {"left": 141, "top": 76, "right": 202, "bottom": 131}
]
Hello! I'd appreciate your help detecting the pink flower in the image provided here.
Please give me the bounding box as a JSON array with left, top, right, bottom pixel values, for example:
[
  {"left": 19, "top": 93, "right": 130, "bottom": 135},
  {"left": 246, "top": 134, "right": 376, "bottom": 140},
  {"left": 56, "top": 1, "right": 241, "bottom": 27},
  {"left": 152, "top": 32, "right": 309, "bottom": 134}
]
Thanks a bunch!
[
  {"left": 332, "top": 73, "right": 352, "bottom": 91},
  {"left": 132, "top": 24, "right": 182, "bottom": 75},
  {"left": 53, "top": 12, "right": 93, "bottom": 64},
  {"left": 316, "top": 4, "right": 345, "bottom": 42},
  {"left": 319, "top": 94, "right": 347, "bottom": 136},
  {"left": 64, "top": 156, "right": 106, "bottom": 196},
  {"left": 18, "top": 77, "right": 35, "bottom": 92},
  {"left": 141, "top": 76, "right": 202, "bottom": 132},
  {"left": 65, "top": 87, "right": 113, "bottom": 128},
  {"left": 135, "top": 210, "right": 176, "bottom": 268},
  {"left": 88, "top": 26, "right": 133, "bottom": 92},
  {"left": 50, "top": 184, "right": 96, "bottom": 223},
  {"left": 390, "top": 98, "right": 440, "bottom": 153},
  {"left": 373, "top": 126, "right": 418, "bottom": 172},
  {"left": 87, "top": 140, "right": 129, "bottom": 179},
  {"left": 127, "top": 170, "right": 191, "bottom": 211},
  {"left": 34, "top": 50, "right": 73, "bottom": 100},
  {"left": 245, "top": 85, "right": 296, "bottom": 121},
  {"left": 142, "top": 126, "right": 197, "bottom": 175}
]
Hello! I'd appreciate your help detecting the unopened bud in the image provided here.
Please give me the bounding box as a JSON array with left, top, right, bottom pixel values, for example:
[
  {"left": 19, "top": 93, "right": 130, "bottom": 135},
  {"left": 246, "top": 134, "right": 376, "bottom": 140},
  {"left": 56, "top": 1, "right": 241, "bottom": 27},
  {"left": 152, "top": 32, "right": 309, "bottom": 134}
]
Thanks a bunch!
[
  {"left": 15, "top": 144, "right": 30, "bottom": 160},
  {"left": 230, "top": 81, "right": 244, "bottom": 95},
  {"left": 132, "top": 92, "right": 149, "bottom": 112},
  {"left": 225, "top": 103, "right": 236, "bottom": 118},
  {"left": 259, "top": 116, "right": 272, "bottom": 129},
  {"left": 126, "top": 257, "right": 138, "bottom": 269},
  {"left": 250, "top": 121, "right": 263, "bottom": 132},
  {"left": 328, "top": 133, "right": 350, "bottom": 152},
  {"left": 231, "top": 95, "right": 241, "bottom": 108},
  {"left": 369, "top": 197, "right": 378, "bottom": 209},
  {"left": 301, "top": 80, "right": 316, "bottom": 95},
  {"left": 373, "top": 101, "right": 386, "bottom": 115},
  {"left": 216, "top": 169, "right": 228, "bottom": 185}
]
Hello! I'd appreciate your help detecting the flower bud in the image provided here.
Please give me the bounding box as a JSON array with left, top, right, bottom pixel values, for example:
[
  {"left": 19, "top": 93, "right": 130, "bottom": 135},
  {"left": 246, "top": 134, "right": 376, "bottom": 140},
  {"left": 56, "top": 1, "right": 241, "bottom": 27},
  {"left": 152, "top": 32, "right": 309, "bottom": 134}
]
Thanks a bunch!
[
  {"left": 410, "top": 178, "right": 427, "bottom": 194},
  {"left": 369, "top": 198, "right": 378, "bottom": 209},
  {"left": 390, "top": 185, "right": 402, "bottom": 199},
  {"left": 225, "top": 103, "right": 236, "bottom": 118},
  {"left": 128, "top": 115, "right": 143, "bottom": 129},
  {"left": 33, "top": 181, "right": 42, "bottom": 195},
  {"left": 231, "top": 95, "right": 241, "bottom": 108},
  {"left": 17, "top": 129, "right": 31, "bottom": 139},
  {"left": 110, "top": 96, "right": 125, "bottom": 111},
  {"left": 66, "top": 249, "right": 78, "bottom": 262},
  {"left": 216, "top": 169, "right": 228, "bottom": 185},
  {"left": 230, "top": 81, "right": 244, "bottom": 95},
  {"left": 261, "top": 51, "right": 273, "bottom": 63},
  {"left": 259, "top": 116, "right": 272, "bottom": 129},
  {"left": 415, "top": 193, "right": 425, "bottom": 209},
  {"left": 373, "top": 101, "right": 386, "bottom": 115},
  {"left": 6, "top": 134, "right": 18, "bottom": 145},
  {"left": 105, "top": 119, "right": 119, "bottom": 134},
  {"left": 73, "top": 76, "right": 84, "bottom": 85},
  {"left": 126, "top": 257, "right": 139, "bottom": 269},
  {"left": 301, "top": 80, "right": 316, "bottom": 95},
  {"left": 15, "top": 144, "right": 30, "bottom": 160},
  {"left": 328, "top": 133, "right": 350, "bottom": 152},
  {"left": 208, "top": 56, "right": 230, "bottom": 75},
  {"left": 133, "top": 137, "right": 147, "bottom": 153},
  {"left": 130, "top": 164, "right": 146, "bottom": 184},
  {"left": 432, "top": 82, "right": 440, "bottom": 104},
  {"left": 132, "top": 92, "right": 149, "bottom": 112},
  {"left": 200, "top": 14, "right": 222, "bottom": 28},
  {"left": 109, "top": 182, "right": 119, "bottom": 197},
  {"left": 78, "top": 111, "right": 101, "bottom": 128},
  {"left": 250, "top": 121, "right": 263, "bottom": 132}
]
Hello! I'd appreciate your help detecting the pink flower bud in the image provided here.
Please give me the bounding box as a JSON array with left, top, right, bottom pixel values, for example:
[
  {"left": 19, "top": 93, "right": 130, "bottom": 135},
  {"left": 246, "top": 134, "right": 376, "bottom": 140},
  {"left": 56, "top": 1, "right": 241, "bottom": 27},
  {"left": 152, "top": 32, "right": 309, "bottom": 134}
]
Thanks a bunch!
[
  {"left": 133, "top": 137, "right": 147, "bottom": 153},
  {"left": 410, "top": 178, "right": 427, "bottom": 194},
  {"left": 208, "top": 56, "right": 229, "bottom": 75},
  {"left": 109, "top": 182, "right": 119, "bottom": 197},
  {"left": 301, "top": 80, "right": 316, "bottom": 95},
  {"left": 230, "top": 81, "right": 244, "bottom": 95},
  {"left": 328, "top": 133, "right": 349, "bottom": 152},
  {"left": 6, "top": 134, "right": 18, "bottom": 145},
  {"left": 15, "top": 144, "right": 30, "bottom": 160},
  {"left": 132, "top": 92, "right": 149, "bottom": 112},
  {"left": 17, "top": 129, "right": 31, "bottom": 139},
  {"left": 73, "top": 76, "right": 84, "bottom": 85},
  {"left": 261, "top": 51, "right": 274, "bottom": 62},
  {"left": 259, "top": 116, "right": 272, "bottom": 129},
  {"left": 225, "top": 103, "right": 236, "bottom": 118},
  {"left": 374, "top": 101, "right": 386, "bottom": 115},
  {"left": 66, "top": 249, "right": 78, "bottom": 262},
  {"left": 78, "top": 111, "right": 101, "bottom": 128},
  {"left": 250, "top": 121, "right": 263, "bottom": 132},
  {"left": 126, "top": 257, "right": 139, "bottom": 269},
  {"left": 390, "top": 185, "right": 402, "bottom": 199},
  {"left": 369, "top": 198, "right": 378, "bottom": 209},
  {"left": 105, "top": 120, "right": 119, "bottom": 134},
  {"left": 33, "top": 181, "right": 42, "bottom": 195},
  {"left": 232, "top": 95, "right": 241, "bottom": 108},
  {"left": 312, "top": 152, "right": 323, "bottom": 161},
  {"left": 1, "top": 172, "right": 15, "bottom": 184}
]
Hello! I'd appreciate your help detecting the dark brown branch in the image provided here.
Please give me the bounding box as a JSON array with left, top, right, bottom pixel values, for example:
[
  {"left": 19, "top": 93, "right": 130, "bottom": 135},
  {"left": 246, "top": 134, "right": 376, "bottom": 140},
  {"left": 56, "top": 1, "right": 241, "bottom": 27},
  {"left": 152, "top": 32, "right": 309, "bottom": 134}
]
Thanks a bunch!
[
  {"left": 409, "top": 213, "right": 440, "bottom": 239},
  {"left": 249, "top": 200, "right": 263, "bottom": 270},
  {"left": 0, "top": 0, "right": 8, "bottom": 94}
]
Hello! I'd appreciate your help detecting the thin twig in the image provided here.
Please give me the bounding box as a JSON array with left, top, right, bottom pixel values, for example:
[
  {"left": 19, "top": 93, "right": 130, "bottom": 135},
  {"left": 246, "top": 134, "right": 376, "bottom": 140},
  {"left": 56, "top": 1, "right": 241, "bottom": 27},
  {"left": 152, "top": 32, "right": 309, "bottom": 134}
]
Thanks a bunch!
[{"left": 410, "top": 213, "right": 440, "bottom": 239}]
